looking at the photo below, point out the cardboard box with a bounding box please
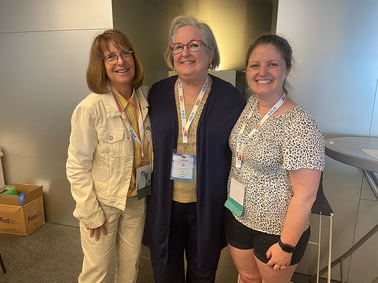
[0,184,45,236]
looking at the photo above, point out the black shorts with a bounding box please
[224,208,310,265]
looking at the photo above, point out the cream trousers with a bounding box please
[78,197,146,283]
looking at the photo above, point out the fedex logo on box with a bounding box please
[27,211,42,222]
[0,216,16,224]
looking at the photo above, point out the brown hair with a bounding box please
[246,34,293,94]
[86,29,144,94]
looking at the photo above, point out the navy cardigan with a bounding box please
[143,74,246,270]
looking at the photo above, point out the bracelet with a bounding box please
[278,239,295,253]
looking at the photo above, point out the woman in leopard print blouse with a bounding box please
[224,34,325,283]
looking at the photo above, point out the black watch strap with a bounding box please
[278,239,295,253]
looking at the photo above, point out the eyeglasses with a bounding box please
[170,39,209,55]
[103,50,134,65]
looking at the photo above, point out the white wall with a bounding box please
[277,0,378,136]
[277,1,378,282]
[0,0,113,226]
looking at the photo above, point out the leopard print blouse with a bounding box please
[228,95,325,235]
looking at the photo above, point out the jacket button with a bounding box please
[109,136,113,140]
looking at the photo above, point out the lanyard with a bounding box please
[235,95,286,168]
[178,77,209,143]
[112,90,145,157]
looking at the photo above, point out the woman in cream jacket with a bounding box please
[66,29,152,283]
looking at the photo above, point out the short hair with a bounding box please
[246,34,293,93]
[86,29,144,94]
[164,15,220,70]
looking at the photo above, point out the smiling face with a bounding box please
[172,26,213,83]
[246,43,290,98]
[103,41,135,96]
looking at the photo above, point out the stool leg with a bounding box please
[327,215,333,283]
[0,253,6,273]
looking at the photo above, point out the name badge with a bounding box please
[170,153,195,180]
[136,164,152,199]
[224,177,245,216]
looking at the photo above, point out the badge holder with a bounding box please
[224,178,245,216]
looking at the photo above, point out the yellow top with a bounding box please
[173,79,211,203]
[114,89,152,197]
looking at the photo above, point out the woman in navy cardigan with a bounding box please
[143,15,246,283]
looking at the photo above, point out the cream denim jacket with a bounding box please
[66,86,152,228]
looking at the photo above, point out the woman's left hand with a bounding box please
[266,242,292,270]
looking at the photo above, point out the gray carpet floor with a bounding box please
[0,222,337,283]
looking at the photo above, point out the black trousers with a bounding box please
[151,201,219,283]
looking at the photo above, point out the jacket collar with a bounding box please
[101,88,150,120]
[102,92,121,118]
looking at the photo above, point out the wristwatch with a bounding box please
[278,239,295,253]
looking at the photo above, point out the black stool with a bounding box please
[309,173,334,283]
